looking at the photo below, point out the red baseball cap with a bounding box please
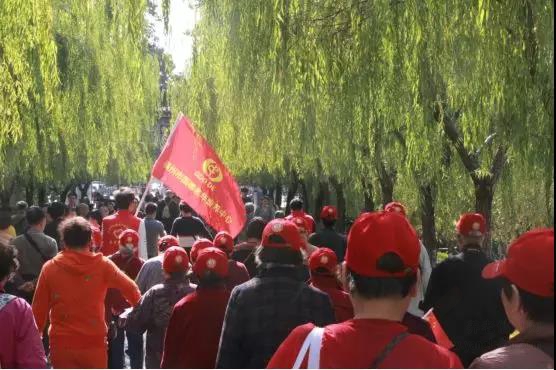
[483,228,554,297]
[214,231,234,254]
[163,246,190,273]
[345,211,420,277]
[309,248,338,273]
[320,206,338,221]
[261,219,304,250]
[384,202,407,217]
[190,238,214,263]
[456,213,487,237]
[158,235,180,252]
[193,247,229,278]
[119,229,139,248]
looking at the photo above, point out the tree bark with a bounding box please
[314,181,330,219]
[362,177,375,212]
[378,161,396,206]
[419,183,438,266]
[26,179,35,205]
[285,173,299,215]
[330,177,346,233]
[274,182,282,209]
[299,179,310,214]
[37,184,47,205]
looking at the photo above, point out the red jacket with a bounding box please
[161,286,231,368]
[105,252,144,317]
[267,319,462,369]
[226,260,250,291]
[286,211,316,233]
[100,210,140,256]
[310,275,353,323]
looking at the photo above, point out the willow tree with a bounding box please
[170,0,554,248]
[1,0,161,204]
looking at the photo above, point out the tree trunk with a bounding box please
[330,178,346,233]
[38,185,47,205]
[378,162,396,206]
[26,180,35,206]
[285,175,299,215]
[274,182,282,209]
[362,177,375,212]
[300,179,310,214]
[474,178,495,255]
[314,181,330,220]
[419,183,438,266]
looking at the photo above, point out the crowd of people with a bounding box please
[0,186,553,369]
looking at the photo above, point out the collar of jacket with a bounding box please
[512,323,554,346]
[310,274,343,290]
[259,264,302,280]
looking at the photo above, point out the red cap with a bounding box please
[261,219,304,250]
[119,229,139,248]
[193,247,229,278]
[456,213,487,237]
[163,246,190,273]
[309,248,338,273]
[214,231,234,254]
[190,238,214,263]
[483,228,554,297]
[158,235,180,252]
[384,202,407,217]
[320,206,338,221]
[346,212,420,277]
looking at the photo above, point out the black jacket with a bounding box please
[216,265,335,369]
[308,227,347,262]
[422,247,513,367]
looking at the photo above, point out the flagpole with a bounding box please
[136,176,156,217]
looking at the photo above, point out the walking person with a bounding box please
[32,217,141,369]
[125,247,196,368]
[268,212,462,369]
[0,241,46,369]
[161,247,231,368]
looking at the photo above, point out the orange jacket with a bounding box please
[32,249,141,349]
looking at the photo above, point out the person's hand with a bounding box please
[18,281,35,292]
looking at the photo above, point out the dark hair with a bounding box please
[47,202,66,220]
[0,211,12,230]
[60,217,92,248]
[348,253,417,299]
[290,198,304,211]
[68,191,78,198]
[322,218,336,228]
[0,242,18,281]
[180,202,193,213]
[145,202,157,215]
[246,217,266,240]
[88,209,103,226]
[501,278,554,324]
[16,201,28,211]
[197,271,226,288]
[114,188,135,210]
[275,210,285,219]
[240,186,249,193]
[26,206,46,226]
[255,245,303,267]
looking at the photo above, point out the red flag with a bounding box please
[423,309,454,349]
[151,115,246,237]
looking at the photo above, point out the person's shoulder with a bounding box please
[471,343,552,369]
[403,334,463,367]
[175,290,199,308]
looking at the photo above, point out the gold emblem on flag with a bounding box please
[202,159,224,183]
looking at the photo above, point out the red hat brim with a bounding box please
[482,260,505,279]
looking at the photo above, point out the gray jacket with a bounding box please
[11,228,58,279]
[125,278,196,369]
